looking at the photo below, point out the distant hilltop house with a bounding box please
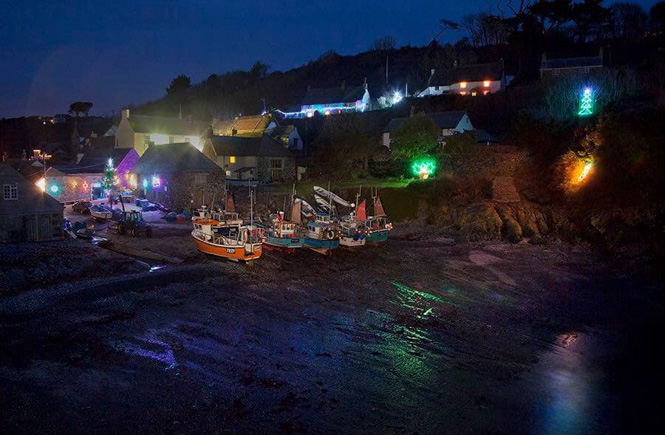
[383,111,474,148]
[417,61,510,97]
[115,109,208,155]
[212,114,303,151]
[281,80,371,118]
[202,135,296,183]
[0,164,63,243]
[540,49,604,78]
[130,142,225,209]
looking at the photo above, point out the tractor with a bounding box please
[108,195,153,237]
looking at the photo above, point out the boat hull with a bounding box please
[263,235,304,251]
[191,231,262,261]
[303,237,339,250]
[366,230,390,243]
[339,235,366,247]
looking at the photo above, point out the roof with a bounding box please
[128,115,207,136]
[75,148,134,173]
[385,111,468,132]
[472,129,500,143]
[302,85,367,105]
[88,136,116,152]
[75,120,114,138]
[430,62,504,86]
[270,125,295,139]
[0,164,63,215]
[207,135,294,158]
[230,115,273,135]
[131,143,221,174]
[541,56,603,70]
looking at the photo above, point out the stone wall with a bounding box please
[446,147,528,178]
[257,157,296,183]
[139,170,226,210]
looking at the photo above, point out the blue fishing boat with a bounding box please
[262,212,304,252]
[303,213,340,253]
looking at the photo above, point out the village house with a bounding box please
[0,164,63,243]
[212,114,303,151]
[115,109,208,155]
[417,61,509,97]
[202,135,295,183]
[37,147,140,203]
[540,49,604,78]
[131,142,225,209]
[269,125,303,151]
[281,81,371,118]
[212,114,277,136]
[382,111,475,148]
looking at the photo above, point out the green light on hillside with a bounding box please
[411,159,436,180]
[578,88,594,116]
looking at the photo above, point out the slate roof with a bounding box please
[0,164,63,215]
[541,56,603,70]
[472,129,500,144]
[75,148,134,173]
[430,62,504,86]
[207,135,294,158]
[302,85,367,105]
[128,115,207,136]
[88,136,116,151]
[385,111,468,133]
[131,143,220,174]
[270,125,294,139]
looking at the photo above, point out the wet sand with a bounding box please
[1,221,663,434]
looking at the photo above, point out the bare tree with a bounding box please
[371,36,396,52]
[461,13,508,46]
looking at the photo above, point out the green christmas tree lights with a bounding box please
[578,88,594,117]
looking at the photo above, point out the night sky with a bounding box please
[1,0,658,118]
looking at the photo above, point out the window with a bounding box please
[271,159,283,169]
[195,174,207,185]
[3,184,17,200]
[230,156,236,164]
[483,80,491,87]
[460,81,467,89]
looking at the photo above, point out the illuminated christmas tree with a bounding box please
[104,158,115,190]
[578,88,594,116]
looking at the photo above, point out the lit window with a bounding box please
[230,156,236,164]
[460,91,467,96]
[483,90,490,95]
[483,80,491,87]
[152,176,161,187]
[460,82,467,89]
[3,184,18,200]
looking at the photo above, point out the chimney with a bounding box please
[122,109,130,120]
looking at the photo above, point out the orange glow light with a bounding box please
[483,80,491,87]
[460,91,467,96]
[460,81,467,89]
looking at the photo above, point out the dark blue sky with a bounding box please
[1,0,658,118]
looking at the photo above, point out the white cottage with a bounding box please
[382,111,474,148]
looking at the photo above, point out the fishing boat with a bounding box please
[338,192,369,248]
[191,214,262,262]
[90,205,113,220]
[365,188,392,243]
[303,212,340,253]
[262,191,305,252]
[190,185,262,262]
[262,213,304,252]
